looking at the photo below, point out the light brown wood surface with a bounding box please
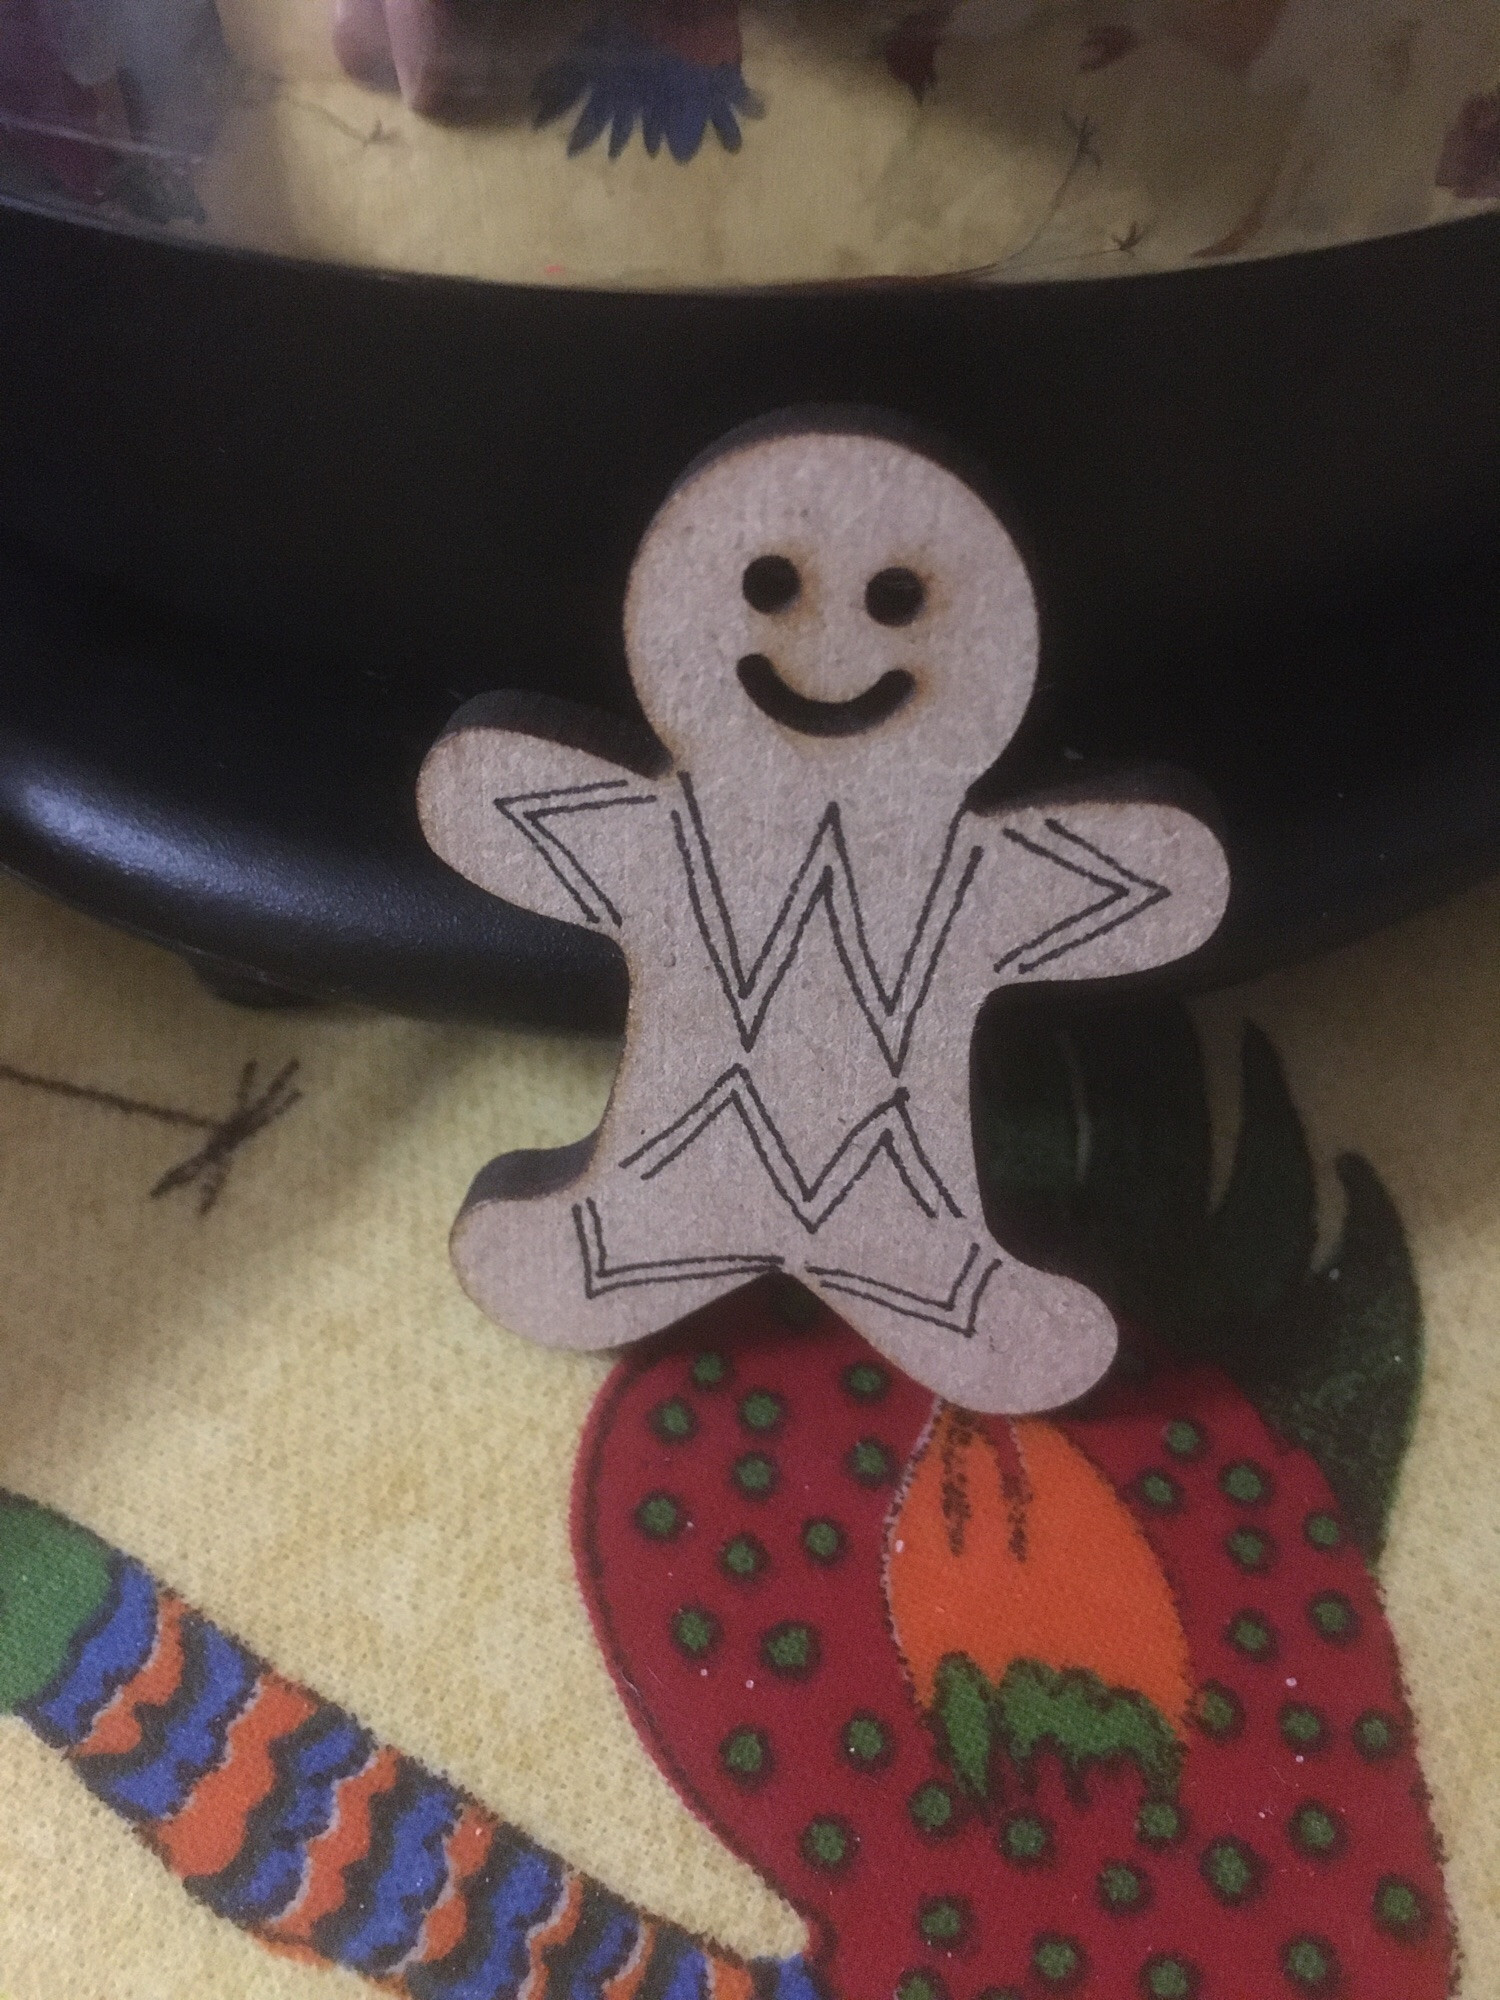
[418,420,1230,1412]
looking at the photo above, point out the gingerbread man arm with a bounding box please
[978,786,1230,988]
[417,690,670,932]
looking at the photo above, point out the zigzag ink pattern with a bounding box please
[620,1066,961,1230]
[494,780,659,929]
[6,1499,822,2000]
[573,1196,785,1298]
[995,819,1170,977]
[805,1239,1001,1335]
[672,777,983,1077]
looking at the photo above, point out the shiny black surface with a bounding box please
[0,200,1497,1025]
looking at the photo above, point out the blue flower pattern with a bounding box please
[533,14,763,162]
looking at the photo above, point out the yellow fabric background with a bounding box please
[191,0,1500,287]
[0,867,1497,1993]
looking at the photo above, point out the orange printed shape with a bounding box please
[885,1407,1191,1727]
[412,1806,496,1966]
[706,1956,756,2000]
[153,1675,320,1879]
[73,1592,188,1760]
[602,1919,657,2000]
[266,1745,402,1944]
[519,1872,586,1998]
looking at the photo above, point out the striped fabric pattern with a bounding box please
[14,1531,819,2000]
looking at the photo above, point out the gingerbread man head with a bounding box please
[623,424,1038,789]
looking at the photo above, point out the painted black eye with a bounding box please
[865,567,925,627]
[742,555,801,614]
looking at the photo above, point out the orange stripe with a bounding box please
[266,1745,402,1944]
[259,1939,323,1965]
[411,1807,496,1967]
[707,1958,756,2000]
[520,1872,586,2000]
[153,1675,320,1879]
[73,1593,188,1761]
[603,1919,657,2000]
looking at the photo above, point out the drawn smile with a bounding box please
[736,654,916,738]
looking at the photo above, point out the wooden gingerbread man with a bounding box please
[419,417,1229,1412]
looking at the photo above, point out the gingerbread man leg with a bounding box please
[449,1139,778,1351]
[797,1223,1117,1415]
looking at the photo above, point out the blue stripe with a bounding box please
[658,1943,708,2000]
[755,1960,824,2000]
[410,1845,563,2000]
[201,1710,372,1924]
[87,1619,257,1821]
[334,1776,462,1973]
[25,1560,157,1748]
[568,1907,641,2000]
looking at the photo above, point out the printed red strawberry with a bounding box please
[574,1283,1453,2000]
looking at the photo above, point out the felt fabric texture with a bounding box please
[576,1312,1451,1997]
[162,1,1500,284]
[0,864,1498,1994]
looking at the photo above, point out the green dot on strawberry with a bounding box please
[1137,1470,1183,1513]
[1140,1953,1200,1998]
[1163,1419,1206,1460]
[574,1281,1454,2000]
[1353,1708,1403,1759]
[720,1531,769,1581]
[1096,1859,1150,1913]
[741,1389,786,1433]
[1031,1932,1086,1988]
[917,1894,971,1946]
[733,1450,778,1497]
[999,1810,1054,1867]
[1303,1510,1343,1551]
[1288,1800,1345,1859]
[843,1713,893,1770]
[802,1815,857,1871]
[635,1490,686,1540]
[909,1781,959,1837]
[1308,1591,1360,1643]
[846,1437,896,1488]
[1373,1874,1432,1942]
[1192,1682,1244,1740]
[650,1396,697,1442]
[762,1621,820,1678]
[802,1518,846,1565]
[1199,1835,1263,1905]
[1282,1935,1340,1990]
[1220,1459,1272,1505]
[721,1724,772,1785]
[671,1604,720,1657]
[1136,1798,1187,1849]
[1279,1702,1329,1753]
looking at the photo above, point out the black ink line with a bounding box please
[736,654,915,737]
[996,112,1103,275]
[0,1063,214,1130]
[0,1055,303,1217]
[807,1242,1002,1335]
[621,1066,960,1232]
[494,779,657,928]
[1044,816,1171,892]
[994,829,1128,967]
[995,818,1170,976]
[572,1199,783,1298]
[673,777,982,1076]
[148,1059,303,1215]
